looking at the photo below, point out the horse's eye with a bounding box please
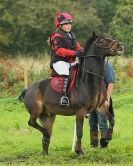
[99,39,105,44]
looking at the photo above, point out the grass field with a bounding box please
[0,91,133,166]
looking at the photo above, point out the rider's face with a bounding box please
[60,23,72,32]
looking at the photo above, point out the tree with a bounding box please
[0,0,102,56]
[109,0,133,56]
[91,0,118,31]
[0,0,57,55]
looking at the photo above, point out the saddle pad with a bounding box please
[50,68,77,94]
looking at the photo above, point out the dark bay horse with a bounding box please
[19,32,123,155]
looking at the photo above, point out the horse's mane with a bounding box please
[84,32,105,55]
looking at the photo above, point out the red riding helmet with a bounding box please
[55,12,72,28]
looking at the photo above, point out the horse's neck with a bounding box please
[78,56,104,98]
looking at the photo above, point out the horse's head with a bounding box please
[84,32,124,57]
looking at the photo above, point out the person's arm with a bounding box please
[104,82,114,108]
[51,34,75,57]
[75,41,82,51]
[106,82,114,101]
[104,63,115,108]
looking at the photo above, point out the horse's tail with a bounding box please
[18,89,28,101]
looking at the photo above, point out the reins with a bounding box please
[82,69,103,79]
[80,55,104,80]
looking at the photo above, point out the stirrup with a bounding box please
[59,96,69,107]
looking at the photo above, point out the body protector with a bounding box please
[50,28,81,68]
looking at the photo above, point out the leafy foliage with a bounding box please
[109,0,133,56]
[0,0,132,56]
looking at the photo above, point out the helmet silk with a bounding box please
[55,12,72,28]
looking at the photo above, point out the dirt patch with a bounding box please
[0,155,29,164]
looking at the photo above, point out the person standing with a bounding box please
[89,62,115,148]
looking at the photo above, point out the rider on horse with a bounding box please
[49,12,83,106]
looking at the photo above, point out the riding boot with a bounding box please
[100,132,109,148]
[59,77,69,106]
[90,131,99,147]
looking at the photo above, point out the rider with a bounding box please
[49,12,83,106]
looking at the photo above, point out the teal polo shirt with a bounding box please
[104,62,115,85]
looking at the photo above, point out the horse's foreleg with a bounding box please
[99,105,115,140]
[104,109,115,141]
[39,114,56,155]
[106,111,115,141]
[75,112,84,155]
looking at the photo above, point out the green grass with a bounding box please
[0,91,133,166]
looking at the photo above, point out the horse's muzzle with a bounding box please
[111,41,124,56]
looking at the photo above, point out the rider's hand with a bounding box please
[74,50,84,57]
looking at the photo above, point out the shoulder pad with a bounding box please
[50,32,64,40]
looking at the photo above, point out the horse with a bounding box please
[19,32,123,155]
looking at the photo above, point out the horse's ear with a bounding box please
[93,31,97,39]
[93,31,96,37]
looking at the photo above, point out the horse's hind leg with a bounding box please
[28,114,47,135]
[75,111,84,155]
[39,113,56,155]
[27,106,50,154]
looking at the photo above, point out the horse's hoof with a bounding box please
[75,149,84,155]
[100,138,109,148]
[106,128,113,140]
[42,151,48,156]
[90,144,98,148]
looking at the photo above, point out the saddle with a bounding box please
[50,67,77,94]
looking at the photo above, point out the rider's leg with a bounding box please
[53,61,70,106]
[59,76,69,106]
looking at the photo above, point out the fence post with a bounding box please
[24,67,28,88]
[72,122,77,152]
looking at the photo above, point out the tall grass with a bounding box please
[0,55,132,98]
[0,55,50,97]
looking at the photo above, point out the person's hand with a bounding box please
[104,98,110,109]
[75,50,84,57]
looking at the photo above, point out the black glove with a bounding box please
[74,50,84,57]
